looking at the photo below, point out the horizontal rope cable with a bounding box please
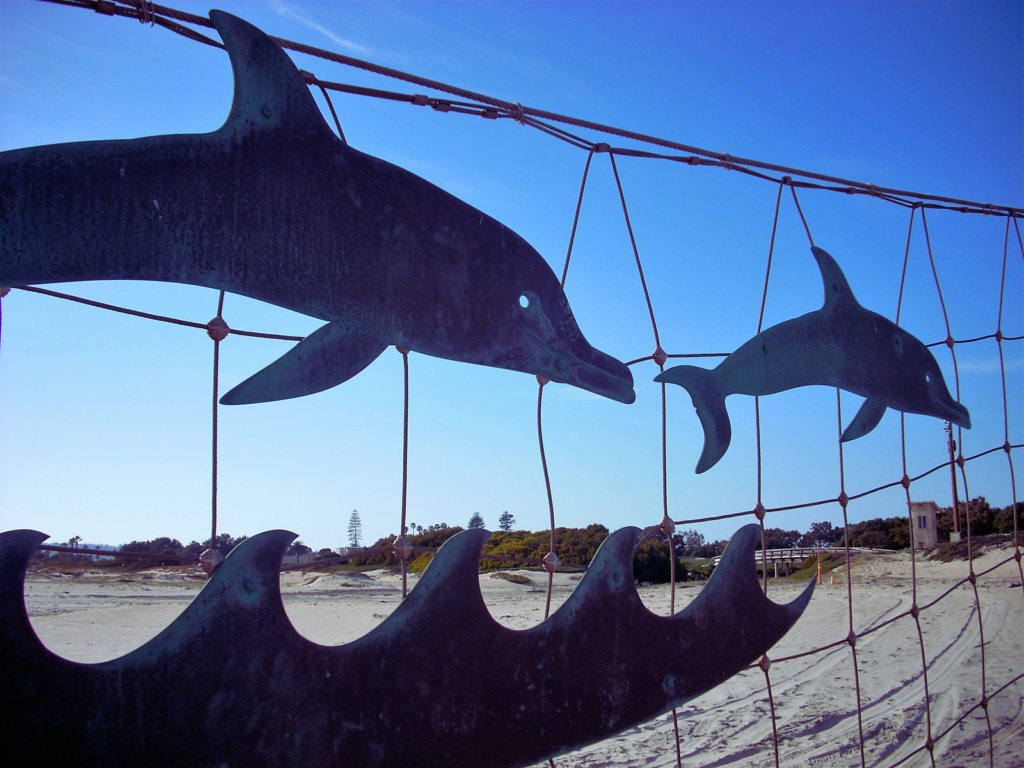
[37,0,1024,219]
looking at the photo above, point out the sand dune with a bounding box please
[23,545,1024,767]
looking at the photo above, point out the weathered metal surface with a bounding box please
[0,11,634,406]
[0,524,811,767]
[656,246,971,473]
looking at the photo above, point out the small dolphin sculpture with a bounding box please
[0,11,634,405]
[656,246,970,473]
[0,524,811,767]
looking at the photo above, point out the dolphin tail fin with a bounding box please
[841,396,888,442]
[221,322,388,405]
[655,365,730,473]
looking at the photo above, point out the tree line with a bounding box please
[31,498,1022,574]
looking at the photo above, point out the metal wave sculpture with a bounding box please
[0,525,812,767]
[656,246,971,473]
[0,11,634,406]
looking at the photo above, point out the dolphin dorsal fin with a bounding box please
[812,246,857,312]
[210,11,334,141]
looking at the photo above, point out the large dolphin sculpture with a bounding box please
[0,524,810,767]
[0,11,634,406]
[656,246,970,473]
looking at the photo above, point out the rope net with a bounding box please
[5,2,1023,766]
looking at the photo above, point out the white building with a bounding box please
[910,501,940,550]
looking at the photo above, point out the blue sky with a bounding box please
[1,0,1021,551]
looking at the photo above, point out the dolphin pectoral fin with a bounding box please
[221,323,388,405]
[841,396,888,442]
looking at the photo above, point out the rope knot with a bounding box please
[206,316,230,342]
[754,502,766,521]
[720,153,734,170]
[838,491,849,508]
[129,0,156,26]
[594,143,611,153]
[510,102,527,124]
[392,536,414,562]
[543,551,560,574]
[901,474,911,490]
[758,654,771,673]
[659,514,675,537]
[652,346,668,367]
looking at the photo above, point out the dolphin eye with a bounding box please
[519,295,530,309]
[893,334,903,353]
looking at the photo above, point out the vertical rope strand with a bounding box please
[956,463,995,766]
[560,148,595,288]
[895,205,917,324]
[608,152,661,347]
[318,84,347,143]
[836,389,866,768]
[400,347,410,599]
[537,379,557,620]
[754,181,783,598]
[1007,218,1023,589]
[789,182,814,247]
[210,289,226,556]
[762,663,781,768]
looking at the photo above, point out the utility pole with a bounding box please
[945,421,961,543]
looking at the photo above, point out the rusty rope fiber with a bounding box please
[767,549,1018,662]
[22,280,1015,353]
[210,290,225,558]
[836,389,867,768]
[19,3,1024,763]
[399,346,410,599]
[536,379,557,620]
[1004,218,1024,577]
[672,443,1023,527]
[43,0,1024,218]
[559,147,595,288]
[754,181,785,598]
[749,180,788,763]
[12,286,304,341]
[957,462,996,766]
[20,288,1015,534]
[607,152,662,348]
[887,673,1024,768]
[760,658,782,768]
[100,0,1023,216]
[317,84,346,143]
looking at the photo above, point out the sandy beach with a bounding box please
[24,545,1024,767]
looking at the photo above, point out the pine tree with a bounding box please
[498,511,515,531]
[468,512,485,529]
[348,510,362,548]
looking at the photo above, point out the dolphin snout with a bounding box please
[563,346,635,404]
[941,399,972,430]
[522,328,635,404]
[928,375,971,430]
